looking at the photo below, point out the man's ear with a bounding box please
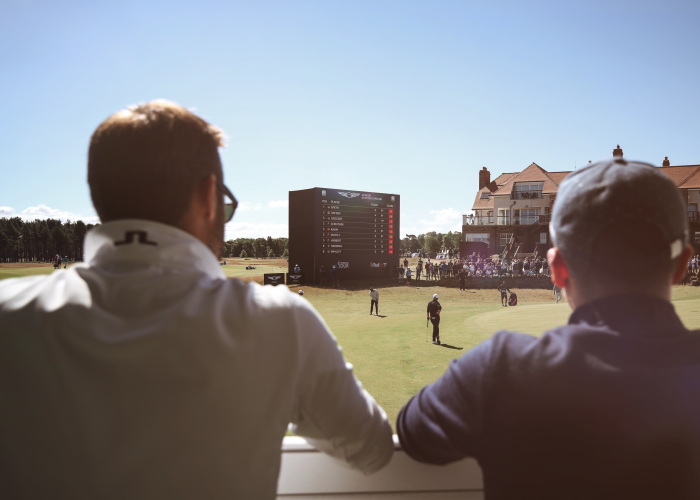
[548,247,569,288]
[196,174,218,223]
[672,244,694,284]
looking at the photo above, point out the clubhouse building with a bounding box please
[462,146,700,258]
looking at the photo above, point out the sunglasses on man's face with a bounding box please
[217,181,238,223]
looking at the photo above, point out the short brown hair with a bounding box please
[88,100,225,225]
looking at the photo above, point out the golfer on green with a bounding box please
[426,294,442,345]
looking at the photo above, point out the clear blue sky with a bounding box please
[2,0,699,239]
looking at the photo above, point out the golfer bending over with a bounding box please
[369,287,379,315]
[0,101,393,500]
[398,158,700,499]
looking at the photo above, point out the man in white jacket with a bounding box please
[0,100,393,500]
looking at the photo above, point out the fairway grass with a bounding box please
[4,263,700,430]
[0,263,55,281]
[287,283,700,429]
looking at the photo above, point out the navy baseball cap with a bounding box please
[550,158,688,263]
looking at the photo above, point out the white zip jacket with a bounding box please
[0,220,393,500]
[369,289,379,301]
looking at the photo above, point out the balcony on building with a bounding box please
[465,213,551,226]
[511,182,544,200]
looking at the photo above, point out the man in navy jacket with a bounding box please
[398,158,699,499]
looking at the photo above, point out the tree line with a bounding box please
[224,237,288,259]
[0,217,97,263]
[2,216,454,263]
[0,217,289,263]
[400,231,462,256]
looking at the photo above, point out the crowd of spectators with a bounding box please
[394,252,700,283]
[681,254,700,285]
[396,253,551,280]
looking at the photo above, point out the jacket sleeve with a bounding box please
[289,297,393,474]
[396,338,496,464]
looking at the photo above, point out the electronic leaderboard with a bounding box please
[288,188,400,283]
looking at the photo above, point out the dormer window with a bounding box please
[480,192,490,199]
[512,182,543,200]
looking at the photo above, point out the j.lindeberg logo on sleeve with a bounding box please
[115,231,158,246]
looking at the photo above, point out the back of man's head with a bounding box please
[551,158,688,293]
[88,100,224,225]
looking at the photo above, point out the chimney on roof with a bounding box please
[479,166,491,190]
[662,156,670,167]
[612,145,623,157]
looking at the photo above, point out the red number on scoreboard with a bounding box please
[389,214,393,219]
[389,250,393,254]
[389,209,393,213]
[389,230,393,234]
[389,224,393,229]
[389,245,393,249]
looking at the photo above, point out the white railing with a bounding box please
[278,435,484,499]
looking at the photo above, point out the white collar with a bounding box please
[84,219,225,280]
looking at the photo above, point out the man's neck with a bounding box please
[566,282,672,310]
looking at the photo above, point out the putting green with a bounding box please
[470,295,700,336]
[470,302,572,336]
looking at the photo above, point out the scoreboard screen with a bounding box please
[289,187,400,283]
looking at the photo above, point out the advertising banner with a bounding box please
[286,273,305,285]
[264,273,285,286]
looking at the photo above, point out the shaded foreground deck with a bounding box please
[278,435,483,499]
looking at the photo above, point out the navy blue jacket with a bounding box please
[397,294,700,499]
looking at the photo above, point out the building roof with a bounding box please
[471,162,700,211]
[494,163,561,196]
[660,165,700,188]
[547,171,571,185]
[471,187,493,209]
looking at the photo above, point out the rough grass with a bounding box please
[4,263,700,429]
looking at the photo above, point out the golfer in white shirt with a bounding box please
[0,101,393,500]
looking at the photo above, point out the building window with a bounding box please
[512,182,544,200]
[465,233,489,243]
[540,232,547,244]
[488,211,494,224]
[500,232,513,247]
[514,208,540,225]
[498,209,510,225]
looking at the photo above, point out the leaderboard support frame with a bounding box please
[289,187,400,283]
